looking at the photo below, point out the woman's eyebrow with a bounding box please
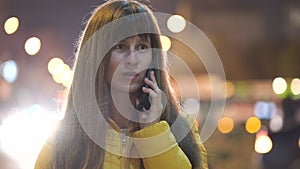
[137,37,151,44]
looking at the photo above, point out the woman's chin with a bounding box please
[111,83,141,94]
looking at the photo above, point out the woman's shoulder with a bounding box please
[34,141,54,169]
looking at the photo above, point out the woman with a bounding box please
[35,0,208,169]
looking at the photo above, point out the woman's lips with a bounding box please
[122,72,139,80]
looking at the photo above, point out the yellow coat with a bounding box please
[35,119,208,169]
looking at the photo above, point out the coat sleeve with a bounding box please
[34,142,54,169]
[132,121,192,169]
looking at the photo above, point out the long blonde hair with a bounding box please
[52,1,202,168]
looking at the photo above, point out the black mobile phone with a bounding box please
[137,69,153,111]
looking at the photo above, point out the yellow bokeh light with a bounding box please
[298,138,300,148]
[4,17,19,35]
[61,70,74,88]
[255,133,273,154]
[291,78,300,95]
[48,57,64,75]
[50,61,65,76]
[24,37,41,55]
[167,15,186,33]
[52,73,63,84]
[225,81,235,98]
[52,64,71,85]
[63,64,71,72]
[160,35,171,51]
[272,77,287,95]
[245,117,261,133]
[218,117,234,134]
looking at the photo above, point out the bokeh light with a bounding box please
[269,114,283,132]
[255,130,273,154]
[4,17,19,35]
[51,62,73,87]
[24,37,41,55]
[272,77,287,95]
[0,106,60,169]
[254,101,276,119]
[218,117,234,134]
[48,57,64,75]
[0,59,18,83]
[52,73,63,84]
[167,15,186,33]
[291,78,300,95]
[225,81,235,98]
[61,69,74,88]
[159,35,171,51]
[245,117,261,133]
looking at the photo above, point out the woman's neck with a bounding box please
[109,91,135,129]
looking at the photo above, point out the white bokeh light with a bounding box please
[255,131,273,154]
[291,78,300,95]
[24,37,42,55]
[272,77,287,95]
[0,59,18,83]
[167,15,186,33]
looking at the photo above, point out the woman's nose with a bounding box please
[125,48,139,67]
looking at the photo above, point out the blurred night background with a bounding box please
[0,0,300,169]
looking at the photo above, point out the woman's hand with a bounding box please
[138,71,164,129]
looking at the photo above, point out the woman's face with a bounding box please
[107,35,152,93]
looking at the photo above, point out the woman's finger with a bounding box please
[144,71,160,90]
[150,71,157,84]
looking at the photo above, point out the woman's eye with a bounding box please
[113,44,126,51]
[138,44,150,51]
